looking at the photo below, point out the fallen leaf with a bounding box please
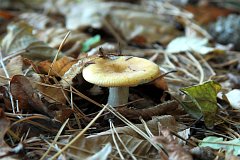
[38,56,76,76]
[180,81,221,128]
[65,1,116,30]
[166,36,219,55]
[10,75,51,116]
[190,147,216,160]
[36,27,90,57]
[36,84,67,104]
[69,134,160,159]
[65,1,182,45]
[0,86,12,111]
[95,115,182,139]
[199,136,240,156]
[107,8,181,45]
[10,115,62,138]
[60,55,97,88]
[0,108,10,146]
[1,21,59,60]
[153,128,192,160]
[0,55,23,86]
[0,108,14,160]
[54,108,74,123]
[225,89,240,109]
[19,12,57,30]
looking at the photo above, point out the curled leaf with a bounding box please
[38,56,76,76]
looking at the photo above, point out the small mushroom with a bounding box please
[82,56,160,107]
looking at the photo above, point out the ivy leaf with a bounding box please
[199,136,240,156]
[180,81,221,128]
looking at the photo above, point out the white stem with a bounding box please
[108,87,129,107]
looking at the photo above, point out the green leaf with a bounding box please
[180,81,221,128]
[199,136,240,156]
[81,35,101,52]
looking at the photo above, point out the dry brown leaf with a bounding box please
[38,56,77,76]
[10,115,62,138]
[36,27,90,57]
[60,55,97,88]
[65,1,182,45]
[190,147,217,160]
[23,58,41,74]
[1,21,58,60]
[107,8,181,45]
[96,115,181,139]
[68,134,160,159]
[0,108,10,146]
[153,128,193,160]
[19,12,57,30]
[0,108,15,159]
[10,75,51,116]
[0,56,23,86]
[0,87,12,111]
[54,108,74,123]
[36,84,67,104]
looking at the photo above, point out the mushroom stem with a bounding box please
[108,87,129,107]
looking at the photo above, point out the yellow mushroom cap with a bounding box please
[82,56,160,87]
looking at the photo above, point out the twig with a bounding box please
[117,100,178,120]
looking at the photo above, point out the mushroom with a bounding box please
[82,56,160,107]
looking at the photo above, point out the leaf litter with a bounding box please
[0,0,240,159]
